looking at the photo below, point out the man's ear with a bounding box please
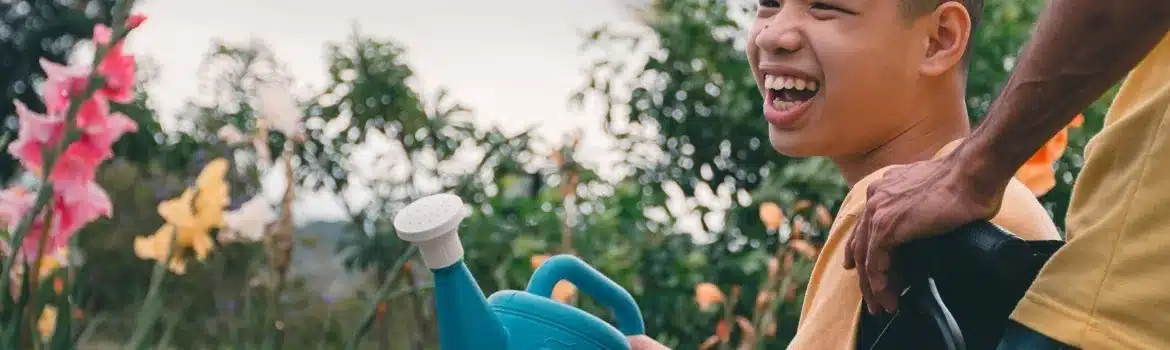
[919,2,971,76]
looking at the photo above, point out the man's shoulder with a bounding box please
[837,167,1060,241]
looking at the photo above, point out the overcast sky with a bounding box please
[126,0,644,139]
[119,0,647,219]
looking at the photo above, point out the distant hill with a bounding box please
[288,220,370,299]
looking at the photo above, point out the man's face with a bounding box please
[747,0,929,157]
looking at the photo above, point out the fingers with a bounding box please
[855,204,878,314]
[865,245,898,313]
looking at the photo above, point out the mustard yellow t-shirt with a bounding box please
[1010,32,1170,350]
[786,140,1062,350]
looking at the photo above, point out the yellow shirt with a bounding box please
[1011,32,1170,350]
[786,140,1062,350]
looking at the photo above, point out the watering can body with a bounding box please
[393,193,646,350]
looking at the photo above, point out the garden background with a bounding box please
[0,0,1115,348]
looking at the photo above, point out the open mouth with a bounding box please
[765,74,820,111]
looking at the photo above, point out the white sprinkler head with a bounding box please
[394,193,467,269]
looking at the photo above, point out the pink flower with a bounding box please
[45,182,111,254]
[39,59,112,129]
[0,14,142,264]
[0,184,111,262]
[7,101,137,189]
[92,25,136,103]
[0,187,35,230]
[126,13,147,29]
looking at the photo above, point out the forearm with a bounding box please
[957,0,1170,193]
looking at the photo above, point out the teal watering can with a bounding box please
[393,193,647,350]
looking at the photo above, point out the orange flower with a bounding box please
[759,202,784,231]
[715,316,753,342]
[695,282,725,311]
[375,301,387,320]
[530,254,549,270]
[1016,114,1085,196]
[552,281,577,303]
[530,254,577,303]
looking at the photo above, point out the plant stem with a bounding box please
[24,208,54,349]
[343,244,418,350]
[123,224,179,350]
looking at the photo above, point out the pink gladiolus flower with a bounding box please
[92,25,136,103]
[126,13,147,29]
[0,14,141,265]
[0,187,34,230]
[8,101,137,189]
[0,183,111,262]
[39,59,112,129]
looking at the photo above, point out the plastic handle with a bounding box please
[526,255,646,336]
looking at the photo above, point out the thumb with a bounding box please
[629,335,671,350]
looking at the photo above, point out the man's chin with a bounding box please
[768,128,823,158]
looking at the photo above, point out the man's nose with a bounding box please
[754,18,804,54]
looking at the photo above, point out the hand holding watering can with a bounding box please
[393,193,671,350]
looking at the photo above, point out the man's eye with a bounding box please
[760,0,781,8]
[810,2,839,11]
[810,2,856,14]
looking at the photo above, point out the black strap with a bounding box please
[859,221,1064,350]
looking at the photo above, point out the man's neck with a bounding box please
[832,86,971,186]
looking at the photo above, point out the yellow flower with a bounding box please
[134,159,230,274]
[36,247,69,279]
[38,306,57,341]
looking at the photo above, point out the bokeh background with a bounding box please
[0,0,1116,348]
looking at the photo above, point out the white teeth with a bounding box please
[763,74,820,92]
[771,98,802,111]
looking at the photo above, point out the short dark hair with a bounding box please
[901,0,983,64]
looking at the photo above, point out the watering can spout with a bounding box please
[395,193,508,350]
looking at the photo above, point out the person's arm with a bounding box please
[957,0,1170,197]
[845,1,1170,315]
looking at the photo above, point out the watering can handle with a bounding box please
[526,255,646,336]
